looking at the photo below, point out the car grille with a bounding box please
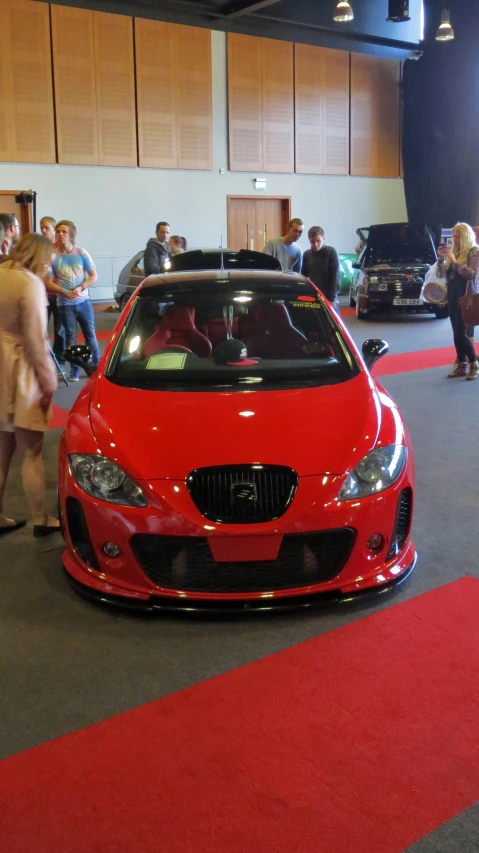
[187,464,298,524]
[66,497,99,570]
[387,488,413,560]
[131,529,356,593]
[375,277,423,298]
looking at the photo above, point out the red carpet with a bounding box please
[1,577,479,853]
[374,345,457,376]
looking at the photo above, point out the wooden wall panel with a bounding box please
[136,20,212,170]
[175,26,212,170]
[228,33,294,173]
[51,5,99,165]
[295,44,349,175]
[0,0,55,163]
[227,33,263,172]
[93,12,137,167]
[351,53,400,178]
[262,39,294,173]
[135,19,176,169]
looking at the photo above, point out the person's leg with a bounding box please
[15,427,59,527]
[451,308,476,377]
[61,303,79,379]
[52,302,66,365]
[455,310,476,364]
[0,431,17,527]
[448,300,468,376]
[75,299,100,367]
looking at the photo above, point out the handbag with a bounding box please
[459,282,479,327]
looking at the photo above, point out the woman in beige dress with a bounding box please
[0,233,59,536]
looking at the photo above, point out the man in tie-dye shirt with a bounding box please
[47,220,100,381]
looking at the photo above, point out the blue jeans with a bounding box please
[60,299,100,378]
[48,296,65,364]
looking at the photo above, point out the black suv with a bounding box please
[349,223,445,320]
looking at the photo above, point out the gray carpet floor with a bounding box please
[1,303,477,851]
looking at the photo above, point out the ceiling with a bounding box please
[45,0,434,58]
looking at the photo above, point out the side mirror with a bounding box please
[362,339,389,369]
[352,262,361,270]
[64,345,97,377]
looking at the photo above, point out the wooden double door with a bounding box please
[227,196,290,253]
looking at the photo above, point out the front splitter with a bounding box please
[64,553,417,616]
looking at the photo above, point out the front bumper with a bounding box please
[360,291,434,313]
[59,458,416,611]
[64,552,417,613]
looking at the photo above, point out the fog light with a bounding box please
[367,534,385,553]
[102,542,121,557]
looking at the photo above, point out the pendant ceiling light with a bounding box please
[333,1,354,23]
[387,1,411,23]
[435,8,454,41]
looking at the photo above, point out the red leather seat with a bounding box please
[238,303,307,359]
[236,305,269,357]
[199,317,239,347]
[262,303,307,358]
[144,307,212,358]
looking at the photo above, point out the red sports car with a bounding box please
[59,265,416,611]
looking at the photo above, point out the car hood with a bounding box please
[88,373,385,479]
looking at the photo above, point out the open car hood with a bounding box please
[87,373,385,480]
[359,222,437,267]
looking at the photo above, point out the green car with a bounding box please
[338,254,357,295]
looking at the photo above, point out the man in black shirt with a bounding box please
[301,226,340,311]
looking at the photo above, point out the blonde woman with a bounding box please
[446,223,479,380]
[0,234,59,536]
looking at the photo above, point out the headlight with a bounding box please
[368,276,388,291]
[338,445,407,501]
[70,454,147,507]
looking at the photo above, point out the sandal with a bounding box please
[0,519,27,536]
[33,520,61,538]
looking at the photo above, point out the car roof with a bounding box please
[140,269,310,290]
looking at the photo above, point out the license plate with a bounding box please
[393,298,422,306]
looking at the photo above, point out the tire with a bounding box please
[349,290,356,308]
[355,295,368,320]
[434,306,449,320]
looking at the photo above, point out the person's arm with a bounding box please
[144,242,160,275]
[263,240,274,257]
[78,252,98,294]
[21,274,57,410]
[292,248,303,273]
[45,275,67,296]
[458,248,479,280]
[69,252,98,298]
[448,248,479,280]
[46,260,77,300]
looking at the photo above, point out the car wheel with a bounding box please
[356,295,368,320]
[120,293,130,311]
[434,306,449,320]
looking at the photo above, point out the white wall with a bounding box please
[0,31,407,301]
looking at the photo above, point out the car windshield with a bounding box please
[364,224,436,266]
[106,280,358,391]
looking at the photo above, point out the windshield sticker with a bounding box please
[291,301,321,309]
[295,295,317,302]
[147,352,187,370]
